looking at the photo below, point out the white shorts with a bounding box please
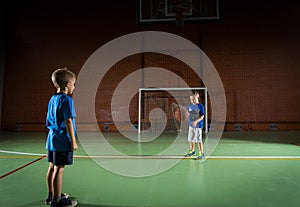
[187,126,203,143]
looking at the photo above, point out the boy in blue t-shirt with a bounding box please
[45,68,78,207]
[185,93,205,159]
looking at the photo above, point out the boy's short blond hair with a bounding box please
[51,67,76,89]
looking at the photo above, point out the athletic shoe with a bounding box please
[197,152,205,159]
[186,150,195,157]
[45,193,69,205]
[50,197,77,207]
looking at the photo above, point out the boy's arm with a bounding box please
[192,115,204,128]
[65,118,78,151]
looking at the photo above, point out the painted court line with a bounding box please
[0,155,46,179]
[1,150,300,160]
[74,155,300,160]
[0,149,46,156]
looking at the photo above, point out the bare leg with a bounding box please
[46,163,54,195]
[53,165,65,201]
[197,142,204,153]
[189,142,195,151]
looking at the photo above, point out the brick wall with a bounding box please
[1,1,300,131]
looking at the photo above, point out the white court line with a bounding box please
[0,149,46,156]
[1,150,300,160]
[74,155,300,160]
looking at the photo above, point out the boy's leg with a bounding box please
[197,128,203,153]
[188,126,195,155]
[196,128,204,158]
[189,142,195,151]
[186,126,196,156]
[46,151,55,204]
[46,162,54,196]
[48,151,76,206]
[45,162,55,204]
[196,142,204,159]
[197,142,203,153]
[53,165,65,201]
[46,162,69,204]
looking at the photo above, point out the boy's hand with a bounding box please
[192,121,198,128]
[72,142,78,151]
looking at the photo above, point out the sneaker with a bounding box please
[45,193,69,205]
[50,197,77,207]
[186,150,195,157]
[197,152,205,159]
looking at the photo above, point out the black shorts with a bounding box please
[47,150,73,166]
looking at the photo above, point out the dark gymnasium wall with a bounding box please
[1,0,299,131]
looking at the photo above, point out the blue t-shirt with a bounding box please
[46,93,77,151]
[187,103,205,128]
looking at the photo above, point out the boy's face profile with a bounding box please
[66,77,76,94]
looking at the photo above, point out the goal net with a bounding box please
[138,87,208,134]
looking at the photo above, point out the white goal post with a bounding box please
[138,87,208,134]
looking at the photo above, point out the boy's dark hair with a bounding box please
[51,67,76,89]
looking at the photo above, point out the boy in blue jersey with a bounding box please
[185,93,205,159]
[45,68,78,207]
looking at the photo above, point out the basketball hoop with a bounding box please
[168,0,192,28]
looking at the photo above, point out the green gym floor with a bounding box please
[1,131,300,207]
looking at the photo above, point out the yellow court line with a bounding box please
[1,155,300,160]
[1,150,300,160]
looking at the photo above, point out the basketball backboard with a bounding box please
[137,0,221,25]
